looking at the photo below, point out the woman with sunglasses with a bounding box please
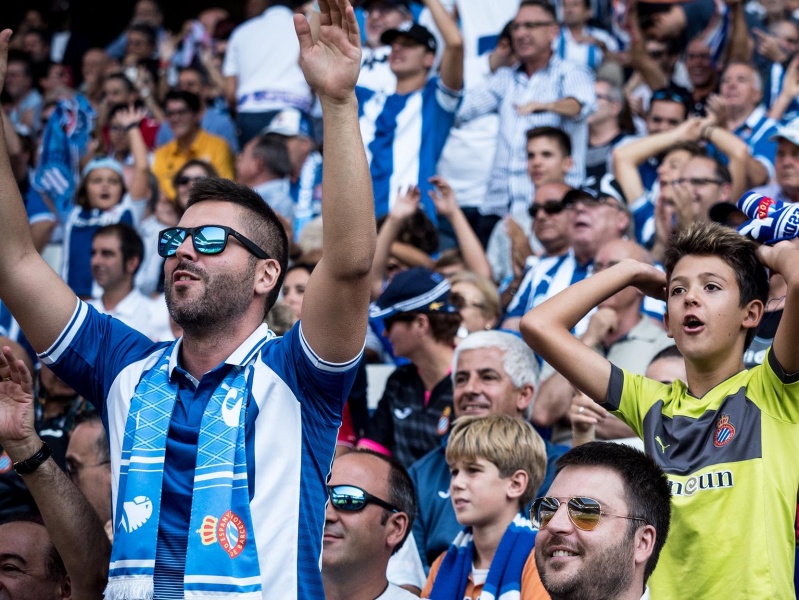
[449,271,501,338]
[171,159,219,215]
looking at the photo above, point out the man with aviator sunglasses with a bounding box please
[534,441,671,600]
[0,4,376,599]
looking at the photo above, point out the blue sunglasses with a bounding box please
[157,225,270,259]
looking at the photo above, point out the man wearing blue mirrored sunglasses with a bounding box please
[0,3,376,598]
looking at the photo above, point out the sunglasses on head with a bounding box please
[157,225,270,259]
[531,496,647,531]
[328,484,400,513]
[529,199,565,217]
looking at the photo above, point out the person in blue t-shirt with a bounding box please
[0,4,376,598]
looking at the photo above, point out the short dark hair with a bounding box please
[650,85,690,119]
[0,514,68,584]
[554,442,671,581]
[7,50,33,77]
[425,311,462,345]
[94,222,145,273]
[72,411,111,464]
[178,64,210,86]
[105,72,135,93]
[526,126,572,157]
[128,23,157,47]
[164,89,201,114]
[186,177,289,313]
[518,0,557,21]
[355,450,417,554]
[663,221,768,346]
[254,134,292,179]
[650,344,682,363]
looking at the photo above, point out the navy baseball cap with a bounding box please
[381,22,437,53]
[370,267,457,319]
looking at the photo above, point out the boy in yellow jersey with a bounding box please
[521,220,799,599]
[421,415,550,599]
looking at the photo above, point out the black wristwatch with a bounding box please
[13,442,52,476]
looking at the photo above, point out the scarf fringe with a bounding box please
[105,575,154,600]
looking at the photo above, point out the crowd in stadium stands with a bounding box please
[1,0,799,598]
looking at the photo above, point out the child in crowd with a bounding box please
[422,414,549,599]
[62,105,149,298]
[521,220,799,599]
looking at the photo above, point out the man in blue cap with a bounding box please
[359,267,462,468]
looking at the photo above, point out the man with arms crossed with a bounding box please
[0,3,375,598]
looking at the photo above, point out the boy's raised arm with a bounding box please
[758,241,799,374]
[0,30,78,352]
[520,259,666,403]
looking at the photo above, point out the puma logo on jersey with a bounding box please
[393,407,413,420]
[655,436,670,453]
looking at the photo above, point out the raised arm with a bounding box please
[295,0,376,363]
[0,346,110,599]
[0,30,78,352]
[758,241,799,373]
[520,259,666,402]
[424,0,463,92]
[114,104,150,200]
[613,118,704,202]
[428,176,491,279]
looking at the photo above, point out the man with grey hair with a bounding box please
[405,330,568,570]
[716,61,777,186]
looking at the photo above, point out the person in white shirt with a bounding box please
[359,0,413,93]
[87,223,173,341]
[533,441,671,600]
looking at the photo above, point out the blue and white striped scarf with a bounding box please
[106,340,267,599]
[429,513,538,600]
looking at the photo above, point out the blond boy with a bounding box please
[422,415,549,599]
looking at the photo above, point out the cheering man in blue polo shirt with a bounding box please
[0,2,376,598]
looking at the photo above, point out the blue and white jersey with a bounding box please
[708,105,778,180]
[290,150,323,240]
[765,61,799,124]
[356,77,461,223]
[630,189,657,250]
[506,252,592,331]
[506,249,665,332]
[40,300,360,600]
[62,193,147,298]
[554,26,619,71]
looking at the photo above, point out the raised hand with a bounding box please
[390,185,421,221]
[294,0,362,103]
[113,104,148,130]
[428,175,458,218]
[0,345,38,460]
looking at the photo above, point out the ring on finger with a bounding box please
[578,406,585,414]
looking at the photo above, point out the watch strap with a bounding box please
[13,442,52,476]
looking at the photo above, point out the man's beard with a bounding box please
[540,532,637,600]
[165,258,257,337]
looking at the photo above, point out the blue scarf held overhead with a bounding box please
[106,337,270,600]
[429,513,537,600]
[32,94,95,223]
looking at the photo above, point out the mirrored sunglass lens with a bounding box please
[568,497,602,530]
[194,226,227,254]
[159,228,186,256]
[331,486,367,510]
[534,497,559,527]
